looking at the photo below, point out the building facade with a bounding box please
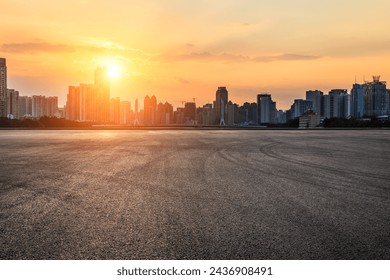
[306,90,323,116]
[215,87,228,125]
[257,94,276,125]
[351,84,364,118]
[144,95,157,125]
[6,89,19,119]
[328,89,348,118]
[291,99,312,119]
[0,58,7,118]
[363,76,388,117]
[18,96,32,117]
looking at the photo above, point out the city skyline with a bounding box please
[1,56,389,127]
[1,0,390,109]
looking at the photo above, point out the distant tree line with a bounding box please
[322,118,390,128]
[0,117,94,128]
[268,118,300,128]
[1,116,389,128]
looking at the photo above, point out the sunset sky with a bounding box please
[1,0,390,109]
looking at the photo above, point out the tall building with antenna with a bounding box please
[215,87,228,125]
[363,76,388,117]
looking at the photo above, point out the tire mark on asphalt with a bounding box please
[216,145,390,200]
[259,142,390,182]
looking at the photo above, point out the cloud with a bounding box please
[175,77,190,84]
[1,43,75,53]
[254,53,322,62]
[155,52,251,63]
[155,51,321,63]
[0,41,151,66]
[0,40,147,58]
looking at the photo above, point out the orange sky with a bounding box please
[1,0,390,109]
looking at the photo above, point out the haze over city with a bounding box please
[2,0,390,109]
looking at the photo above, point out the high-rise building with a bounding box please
[144,95,157,125]
[275,110,287,124]
[363,76,388,117]
[291,99,312,119]
[18,96,32,117]
[388,89,390,115]
[65,67,111,123]
[6,89,19,119]
[215,87,228,125]
[32,95,44,118]
[94,67,110,123]
[66,86,80,121]
[227,101,236,125]
[200,103,214,125]
[343,94,351,118]
[0,58,7,118]
[258,94,277,124]
[29,95,58,118]
[270,101,277,123]
[184,102,196,124]
[329,89,347,118]
[306,90,323,116]
[257,94,271,124]
[239,102,258,125]
[79,83,95,121]
[156,102,173,125]
[174,107,185,125]
[133,98,139,125]
[322,95,331,119]
[110,97,121,124]
[351,84,364,118]
[120,101,131,125]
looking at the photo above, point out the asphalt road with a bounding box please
[0,130,389,259]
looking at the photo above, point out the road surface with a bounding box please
[0,130,389,259]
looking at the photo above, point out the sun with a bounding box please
[107,62,121,79]
[99,58,123,79]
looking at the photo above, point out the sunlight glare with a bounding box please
[99,58,123,79]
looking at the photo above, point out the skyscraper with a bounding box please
[322,95,331,119]
[18,96,32,117]
[65,67,111,123]
[133,98,139,125]
[388,90,390,115]
[306,90,323,116]
[94,67,110,123]
[110,97,121,124]
[184,102,196,124]
[240,102,258,125]
[257,93,276,125]
[156,102,173,125]
[120,101,131,125]
[329,89,347,118]
[0,58,7,118]
[144,95,157,125]
[215,87,228,125]
[363,76,388,117]
[79,83,95,121]
[200,103,214,125]
[351,84,364,118]
[291,99,312,119]
[66,86,80,121]
[6,89,19,119]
